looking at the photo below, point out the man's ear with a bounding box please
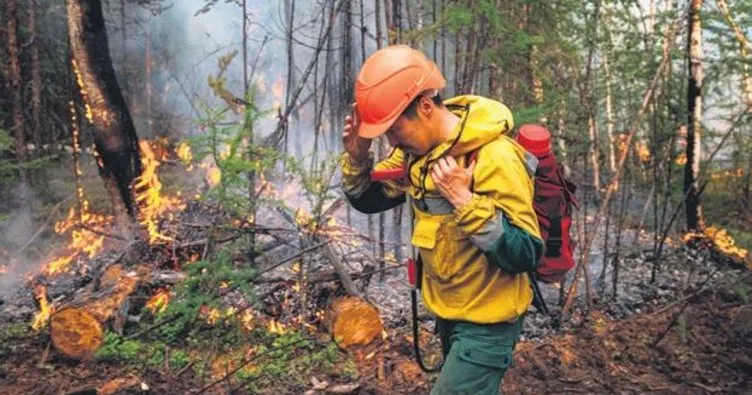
[418,96,434,118]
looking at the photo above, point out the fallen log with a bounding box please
[50,264,149,360]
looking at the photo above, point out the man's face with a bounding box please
[384,99,437,156]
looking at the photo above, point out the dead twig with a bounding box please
[79,224,128,241]
[252,241,330,278]
[177,361,195,378]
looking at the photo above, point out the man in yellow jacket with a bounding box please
[340,45,543,394]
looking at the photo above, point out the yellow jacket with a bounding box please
[341,95,542,324]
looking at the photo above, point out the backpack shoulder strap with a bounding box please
[464,149,479,191]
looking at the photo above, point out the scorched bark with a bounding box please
[66,0,141,222]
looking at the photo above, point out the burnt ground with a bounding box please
[1,260,750,394]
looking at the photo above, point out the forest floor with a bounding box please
[1,259,750,394]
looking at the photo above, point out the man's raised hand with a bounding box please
[431,156,475,209]
[343,103,372,161]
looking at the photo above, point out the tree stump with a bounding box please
[50,264,148,360]
[325,296,383,349]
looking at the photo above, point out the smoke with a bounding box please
[109,0,382,157]
[0,182,41,301]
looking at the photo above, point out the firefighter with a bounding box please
[340,44,543,394]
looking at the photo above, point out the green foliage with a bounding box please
[733,280,750,304]
[0,322,34,359]
[95,332,191,370]
[152,249,256,344]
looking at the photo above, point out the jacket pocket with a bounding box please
[412,218,467,281]
[434,223,469,280]
[411,218,440,250]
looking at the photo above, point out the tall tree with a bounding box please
[66,0,142,227]
[29,0,43,157]
[684,0,704,231]
[7,0,27,183]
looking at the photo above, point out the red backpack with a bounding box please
[515,124,579,284]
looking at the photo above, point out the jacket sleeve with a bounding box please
[340,149,406,214]
[453,139,543,273]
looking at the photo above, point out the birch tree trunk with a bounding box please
[604,53,616,174]
[684,0,704,231]
[66,0,142,227]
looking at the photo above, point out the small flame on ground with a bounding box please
[204,307,222,325]
[175,142,194,171]
[145,288,170,314]
[198,158,222,187]
[240,310,255,331]
[31,285,53,331]
[682,226,749,261]
[710,168,744,180]
[268,319,288,335]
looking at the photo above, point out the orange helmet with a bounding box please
[354,45,445,138]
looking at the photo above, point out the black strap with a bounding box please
[545,216,562,257]
[528,272,549,315]
[410,255,442,373]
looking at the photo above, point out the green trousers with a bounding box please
[430,316,524,395]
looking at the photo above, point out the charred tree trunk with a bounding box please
[145,21,153,137]
[684,0,704,231]
[29,0,43,157]
[66,0,142,227]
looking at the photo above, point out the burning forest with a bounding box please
[1,0,752,394]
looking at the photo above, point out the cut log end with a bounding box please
[48,264,148,360]
[50,308,103,361]
[326,296,383,349]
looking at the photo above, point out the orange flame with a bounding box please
[134,140,186,244]
[710,168,744,180]
[267,319,288,335]
[635,140,651,163]
[145,288,170,313]
[31,285,53,331]
[240,310,255,331]
[675,152,687,165]
[46,200,111,275]
[175,142,194,171]
[198,158,221,187]
[683,226,749,261]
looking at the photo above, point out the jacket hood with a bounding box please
[438,95,514,157]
